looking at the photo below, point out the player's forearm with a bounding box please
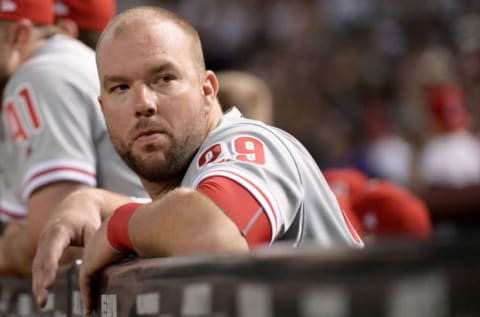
[45,187,135,221]
[81,188,136,220]
[0,230,36,276]
[128,188,249,257]
[26,185,133,251]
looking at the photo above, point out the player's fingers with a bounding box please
[79,265,93,314]
[82,222,98,246]
[32,225,72,307]
[35,288,49,309]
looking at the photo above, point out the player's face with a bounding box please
[98,21,211,183]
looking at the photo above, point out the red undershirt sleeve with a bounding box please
[196,175,272,247]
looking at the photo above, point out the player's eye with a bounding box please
[153,74,175,85]
[109,84,129,93]
[162,75,173,83]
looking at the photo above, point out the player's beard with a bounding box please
[110,118,207,183]
[118,134,196,182]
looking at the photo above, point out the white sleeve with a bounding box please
[8,66,100,200]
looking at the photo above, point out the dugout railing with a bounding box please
[0,236,479,316]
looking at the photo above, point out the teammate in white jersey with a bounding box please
[0,1,147,275]
[32,7,363,311]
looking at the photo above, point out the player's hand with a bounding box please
[79,221,125,314]
[32,189,103,308]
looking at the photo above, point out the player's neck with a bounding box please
[141,176,182,199]
[208,103,223,132]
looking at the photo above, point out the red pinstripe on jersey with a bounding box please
[197,176,272,246]
[23,166,96,191]
[0,208,26,220]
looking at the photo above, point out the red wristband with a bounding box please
[107,202,142,252]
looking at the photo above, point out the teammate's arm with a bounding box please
[0,181,87,275]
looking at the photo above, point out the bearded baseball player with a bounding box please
[32,6,363,312]
[0,0,147,275]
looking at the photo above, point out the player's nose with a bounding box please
[133,84,157,117]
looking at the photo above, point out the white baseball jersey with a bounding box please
[0,34,147,222]
[182,108,363,248]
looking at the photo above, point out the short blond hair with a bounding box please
[97,6,205,72]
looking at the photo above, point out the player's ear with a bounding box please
[202,70,218,105]
[10,19,33,48]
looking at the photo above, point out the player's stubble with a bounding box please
[108,110,208,183]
